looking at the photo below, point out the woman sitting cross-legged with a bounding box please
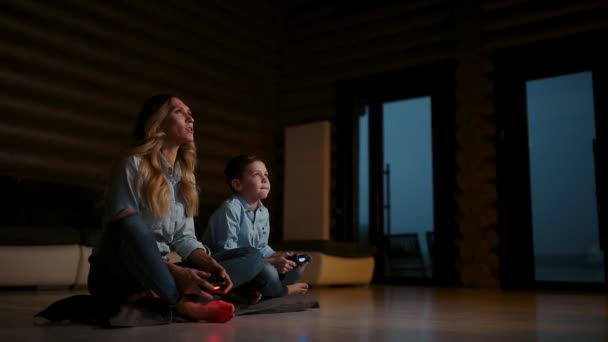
[87,94,265,323]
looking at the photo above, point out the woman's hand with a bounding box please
[186,248,234,294]
[165,262,217,300]
[265,251,297,274]
[211,267,234,294]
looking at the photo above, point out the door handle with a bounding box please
[593,138,607,250]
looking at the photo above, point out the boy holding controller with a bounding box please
[203,155,311,299]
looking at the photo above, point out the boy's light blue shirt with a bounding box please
[203,194,275,258]
[103,154,208,259]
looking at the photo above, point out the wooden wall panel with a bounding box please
[281,0,458,125]
[3,0,606,285]
[281,0,608,124]
[0,0,281,225]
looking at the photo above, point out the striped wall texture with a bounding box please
[0,0,282,226]
[2,0,607,286]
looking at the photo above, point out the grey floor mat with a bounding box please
[35,293,319,327]
[234,294,319,315]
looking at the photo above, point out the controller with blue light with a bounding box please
[287,253,311,266]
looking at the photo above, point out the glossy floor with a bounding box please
[0,285,606,341]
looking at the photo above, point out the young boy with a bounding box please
[203,155,310,298]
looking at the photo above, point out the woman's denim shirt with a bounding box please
[103,154,207,259]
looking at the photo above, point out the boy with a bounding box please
[203,155,310,298]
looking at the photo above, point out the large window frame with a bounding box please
[494,30,608,290]
[335,64,460,285]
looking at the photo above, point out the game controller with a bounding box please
[207,274,227,291]
[287,253,311,266]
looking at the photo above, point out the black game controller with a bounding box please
[287,253,311,266]
[207,274,227,291]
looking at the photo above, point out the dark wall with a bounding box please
[280,0,608,287]
[2,0,607,287]
[0,0,282,232]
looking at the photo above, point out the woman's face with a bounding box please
[161,97,194,145]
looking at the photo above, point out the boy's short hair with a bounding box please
[224,155,265,192]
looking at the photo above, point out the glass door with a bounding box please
[526,71,605,284]
[358,97,434,280]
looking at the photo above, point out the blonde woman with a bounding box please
[87,94,264,323]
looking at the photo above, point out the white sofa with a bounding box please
[0,176,103,288]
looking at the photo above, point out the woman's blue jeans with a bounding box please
[88,214,264,305]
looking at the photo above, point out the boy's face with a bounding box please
[233,161,270,202]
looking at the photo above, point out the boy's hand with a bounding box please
[266,251,297,274]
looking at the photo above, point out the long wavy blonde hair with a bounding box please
[127,94,199,218]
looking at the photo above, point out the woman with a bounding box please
[88,94,264,323]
